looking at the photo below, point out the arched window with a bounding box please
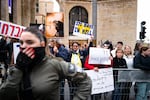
[69,6,88,35]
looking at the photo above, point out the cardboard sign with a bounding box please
[85,68,114,94]
[0,20,26,39]
[73,21,94,38]
[13,42,20,64]
[89,47,111,65]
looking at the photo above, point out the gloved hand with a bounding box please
[15,51,33,71]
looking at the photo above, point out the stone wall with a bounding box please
[97,0,137,48]
[62,0,137,48]
[0,0,137,49]
[13,0,22,25]
[1,0,9,21]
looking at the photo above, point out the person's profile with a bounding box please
[45,12,64,38]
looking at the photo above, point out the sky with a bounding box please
[137,0,150,42]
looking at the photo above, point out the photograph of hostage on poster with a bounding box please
[45,12,64,38]
[73,21,94,38]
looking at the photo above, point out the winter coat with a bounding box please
[0,56,92,100]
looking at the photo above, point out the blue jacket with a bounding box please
[55,45,70,62]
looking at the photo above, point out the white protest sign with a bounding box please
[73,21,94,38]
[89,47,111,65]
[85,68,114,94]
[13,43,20,64]
[0,20,26,39]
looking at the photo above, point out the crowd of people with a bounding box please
[0,27,92,100]
[46,36,150,100]
[0,26,150,100]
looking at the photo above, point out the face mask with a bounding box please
[32,47,46,65]
[16,47,46,71]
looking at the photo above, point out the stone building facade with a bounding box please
[0,0,137,48]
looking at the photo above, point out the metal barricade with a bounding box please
[60,68,150,100]
[0,68,150,100]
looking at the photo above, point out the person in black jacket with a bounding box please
[133,44,150,100]
[112,49,128,100]
[0,36,8,79]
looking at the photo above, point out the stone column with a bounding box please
[21,0,31,26]
[30,0,36,24]
[1,0,9,21]
[92,0,97,40]
[0,0,1,19]
[13,0,22,25]
[57,0,63,12]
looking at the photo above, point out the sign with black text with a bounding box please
[73,21,94,38]
[85,68,114,94]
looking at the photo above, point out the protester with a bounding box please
[84,41,113,100]
[111,41,124,57]
[112,49,128,100]
[123,45,134,99]
[49,39,70,100]
[0,26,92,100]
[133,41,143,56]
[133,43,150,100]
[84,40,113,71]
[123,45,134,69]
[103,40,113,51]
[0,36,9,81]
[0,36,8,70]
[68,41,88,68]
[51,39,70,62]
